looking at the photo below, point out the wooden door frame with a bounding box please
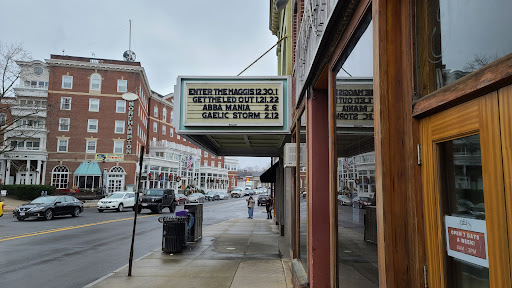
[420,94,511,287]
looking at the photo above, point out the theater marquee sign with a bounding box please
[175,76,290,134]
[336,77,374,127]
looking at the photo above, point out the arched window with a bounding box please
[107,166,126,193]
[90,73,101,91]
[110,166,125,173]
[51,165,69,189]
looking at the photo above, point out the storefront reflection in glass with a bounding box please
[335,19,378,287]
[416,0,512,95]
[298,111,308,272]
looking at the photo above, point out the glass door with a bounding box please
[421,90,512,287]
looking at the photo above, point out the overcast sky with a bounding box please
[0,0,275,170]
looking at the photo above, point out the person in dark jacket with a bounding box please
[265,196,273,219]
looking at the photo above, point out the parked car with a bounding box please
[217,192,229,200]
[352,196,372,209]
[230,188,242,198]
[205,191,220,201]
[138,188,176,214]
[97,192,136,212]
[176,193,188,205]
[188,193,205,203]
[338,195,352,206]
[0,198,3,217]
[257,195,268,206]
[13,196,83,221]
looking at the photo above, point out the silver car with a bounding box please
[217,192,229,200]
[188,193,205,203]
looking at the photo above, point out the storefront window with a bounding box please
[335,19,378,287]
[298,111,308,272]
[416,0,512,96]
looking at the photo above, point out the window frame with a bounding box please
[60,97,72,110]
[89,73,101,91]
[87,119,98,133]
[89,98,100,112]
[113,141,124,154]
[117,79,127,93]
[114,120,125,134]
[116,100,126,113]
[57,139,69,152]
[86,140,97,153]
[59,118,70,131]
[62,75,73,89]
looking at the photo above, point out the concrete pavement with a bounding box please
[85,218,293,288]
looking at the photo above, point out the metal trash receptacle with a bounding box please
[159,216,187,253]
[184,203,203,242]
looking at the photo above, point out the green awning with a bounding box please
[74,161,102,176]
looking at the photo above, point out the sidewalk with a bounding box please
[86,218,293,288]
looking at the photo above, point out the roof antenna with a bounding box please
[123,20,136,61]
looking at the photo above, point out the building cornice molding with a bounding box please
[45,59,152,99]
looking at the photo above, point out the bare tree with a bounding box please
[0,41,31,99]
[0,42,44,155]
[463,52,499,73]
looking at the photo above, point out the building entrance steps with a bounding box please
[85,218,293,288]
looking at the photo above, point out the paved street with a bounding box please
[0,197,260,288]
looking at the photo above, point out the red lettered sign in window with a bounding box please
[448,227,486,259]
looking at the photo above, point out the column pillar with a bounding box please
[5,160,10,184]
[36,160,42,184]
[26,160,30,184]
[373,0,424,286]
[42,161,47,185]
[0,160,5,185]
[307,89,331,287]
[157,166,162,188]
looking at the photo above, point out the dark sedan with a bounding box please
[257,195,268,206]
[205,191,220,201]
[13,196,83,221]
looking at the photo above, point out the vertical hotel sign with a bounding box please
[126,101,135,154]
[336,78,374,127]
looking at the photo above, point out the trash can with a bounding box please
[159,216,187,253]
[184,203,203,242]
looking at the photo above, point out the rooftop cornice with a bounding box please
[45,58,152,100]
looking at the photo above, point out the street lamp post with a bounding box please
[121,92,142,277]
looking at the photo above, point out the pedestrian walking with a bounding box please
[246,194,255,219]
[265,196,273,219]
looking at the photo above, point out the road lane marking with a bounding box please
[0,215,156,242]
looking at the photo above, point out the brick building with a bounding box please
[45,55,150,194]
[30,54,237,195]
